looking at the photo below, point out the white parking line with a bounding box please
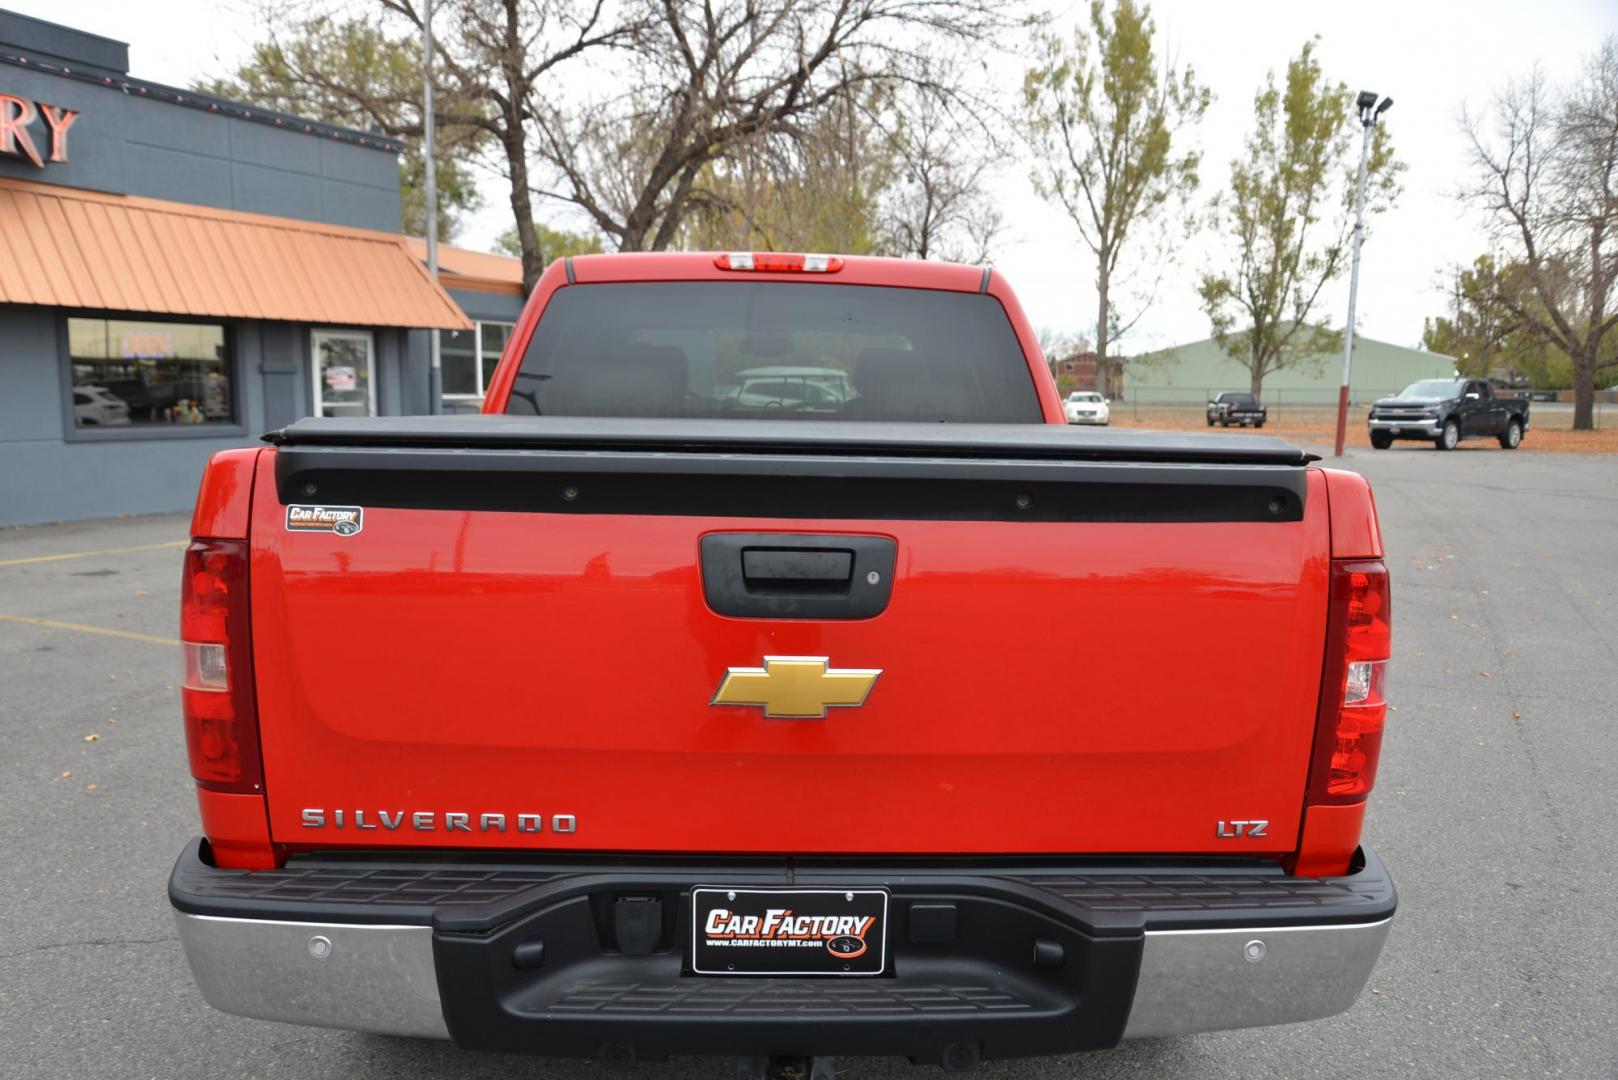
[0,612,179,647]
[0,539,187,568]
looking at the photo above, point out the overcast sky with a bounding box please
[14,0,1618,352]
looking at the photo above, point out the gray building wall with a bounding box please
[0,15,516,528]
[0,306,258,526]
[0,11,127,71]
[450,287,525,327]
[0,12,400,231]
[0,307,421,527]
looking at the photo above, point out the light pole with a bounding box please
[1333,91,1392,457]
[422,0,442,416]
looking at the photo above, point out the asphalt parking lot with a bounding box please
[2,446,1615,1079]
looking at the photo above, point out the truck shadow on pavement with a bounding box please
[346,1034,1193,1080]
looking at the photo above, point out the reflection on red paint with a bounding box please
[244,451,1336,858]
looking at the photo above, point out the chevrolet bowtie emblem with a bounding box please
[710,656,882,719]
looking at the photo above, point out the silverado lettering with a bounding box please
[170,251,1397,1070]
[299,809,576,833]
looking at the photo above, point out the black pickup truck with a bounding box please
[1206,391,1267,427]
[1367,378,1530,451]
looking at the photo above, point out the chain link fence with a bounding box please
[1109,386,1608,427]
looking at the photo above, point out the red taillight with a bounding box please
[180,539,262,793]
[714,252,845,273]
[1307,559,1392,803]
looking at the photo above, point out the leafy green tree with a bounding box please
[195,18,482,240]
[494,221,605,261]
[1197,40,1400,398]
[1025,0,1210,393]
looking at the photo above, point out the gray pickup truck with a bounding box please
[1367,378,1529,450]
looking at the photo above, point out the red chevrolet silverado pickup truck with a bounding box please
[170,252,1394,1070]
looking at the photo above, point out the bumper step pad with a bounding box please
[171,839,1394,933]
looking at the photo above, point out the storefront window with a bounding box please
[442,321,515,403]
[481,322,514,383]
[441,327,478,396]
[67,317,233,427]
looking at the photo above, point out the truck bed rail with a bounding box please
[266,416,1317,467]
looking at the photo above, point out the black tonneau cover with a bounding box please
[267,416,1316,467]
[267,417,1312,524]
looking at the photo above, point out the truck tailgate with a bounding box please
[249,419,1328,856]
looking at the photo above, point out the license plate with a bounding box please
[1388,427,1401,435]
[691,887,889,975]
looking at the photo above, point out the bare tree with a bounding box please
[220,1,646,292]
[528,0,1018,253]
[1463,38,1618,429]
[390,0,646,291]
[875,55,1005,263]
[1036,326,1086,362]
[217,1,1017,283]
[676,88,894,254]
[678,56,1006,262]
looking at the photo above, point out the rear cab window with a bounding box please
[503,282,1041,423]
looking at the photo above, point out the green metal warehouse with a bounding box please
[1123,332,1457,406]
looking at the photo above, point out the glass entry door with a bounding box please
[312,329,376,417]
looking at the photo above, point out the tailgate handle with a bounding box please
[742,548,852,590]
[701,534,896,620]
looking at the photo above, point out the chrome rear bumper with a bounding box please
[172,841,1394,1057]
[1123,918,1392,1037]
[174,912,449,1038]
[174,914,1391,1044]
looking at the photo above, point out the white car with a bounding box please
[73,385,132,426]
[1064,391,1110,425]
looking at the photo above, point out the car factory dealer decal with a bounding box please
[285,504,363,536]
[692,888,889,975]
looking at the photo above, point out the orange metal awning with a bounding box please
[0,177,472,330]
[402,237,525,297]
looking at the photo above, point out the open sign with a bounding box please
[119,332,175,359]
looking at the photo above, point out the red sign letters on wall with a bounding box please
[0,92,79,168]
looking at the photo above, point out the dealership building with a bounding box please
[0,11,526,527]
